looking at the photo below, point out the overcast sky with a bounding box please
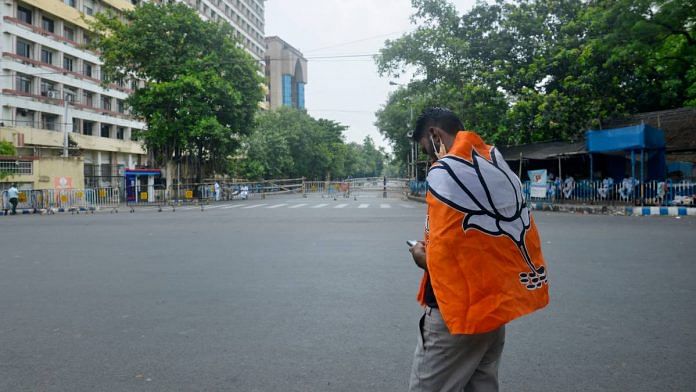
[265,0,476,152]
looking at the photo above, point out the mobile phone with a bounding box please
[406,240,418,247]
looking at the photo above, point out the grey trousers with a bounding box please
[409,307,505,392]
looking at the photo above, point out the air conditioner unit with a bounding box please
[47,91,59,99]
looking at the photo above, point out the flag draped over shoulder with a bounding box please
[419,131,549,334]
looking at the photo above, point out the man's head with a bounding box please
[411,107,463,161]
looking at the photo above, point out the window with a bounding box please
[63,55,74,71]
[40,80,57,97]
[41,48,54,65]
[83,121,93,136]
[16,74,32,93]
[41,114,58,131]
[297,82,305,109]
[117,127,125,140]
[117,100,125,113]
[83,0,94,16]
[64,86,77,102]
[16,40,32,58]
[64,26,75,41]
[101,124,110,138]
[64,0,76,8]
[83,92,93,107]
[102,96,111,111]
[282,74,292,107]
[42,17,54,33]
[84,62,93,78]
[17,6,32,24]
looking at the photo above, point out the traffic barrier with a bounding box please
[126,184,168,212]
[34,189,94,213]
[92,187,121,213]
[2,190,35,214]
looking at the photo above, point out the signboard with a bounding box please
[528,169,548,198]
[54,176,73,189]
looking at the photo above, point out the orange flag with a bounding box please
[419,131,549,334]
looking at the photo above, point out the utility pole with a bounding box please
[63,99,69,157]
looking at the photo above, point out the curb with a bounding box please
[406,195,695,217]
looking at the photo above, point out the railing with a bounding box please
[406,179,695,206]
[522,179,695,206]
[303,177,409,199]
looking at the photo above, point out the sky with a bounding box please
[264,0,477,152]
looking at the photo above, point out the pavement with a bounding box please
[1,194,695,391]
[407,195,696,216]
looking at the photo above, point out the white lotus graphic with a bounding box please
[427,148,547,290]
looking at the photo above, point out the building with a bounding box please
[183,0,265,63]
[1,0,267,191]
[1,0,147,191]
[264,36,307,110]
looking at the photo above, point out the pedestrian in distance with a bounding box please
[214,181,221,201]
[407,108,550,392]
[7,183,19,215]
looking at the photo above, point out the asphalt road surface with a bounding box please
[1,195,695,391]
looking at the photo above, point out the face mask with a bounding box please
[430,135,447,159]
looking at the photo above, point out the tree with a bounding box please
[90,3,263,187]
[0,140,17,181]
[235,108,385,180]
[375,0,695,165]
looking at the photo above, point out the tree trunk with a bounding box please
[165,159,175,200]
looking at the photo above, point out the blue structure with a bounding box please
[586,124,667,183]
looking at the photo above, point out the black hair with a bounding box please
[411,107,464,141]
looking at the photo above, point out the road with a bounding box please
[1,195,695,391]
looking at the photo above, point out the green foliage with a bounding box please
[89,3,263,179]
[0,140,16,156]
[0,141,16,181]
[376,0,695,164]
[235,108,386,180]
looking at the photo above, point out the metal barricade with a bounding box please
[2,190,36,214]
[33,189,93,213]
[92,187,121,213]
[126,184,168,212]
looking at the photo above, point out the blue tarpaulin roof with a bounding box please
[586,124,666,153]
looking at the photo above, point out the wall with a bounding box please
[1,155,84,189]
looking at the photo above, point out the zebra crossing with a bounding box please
[167,201,420,212]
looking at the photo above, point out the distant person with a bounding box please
[407,108,549,392]
[214,182,221,201]
[7,183,19,215]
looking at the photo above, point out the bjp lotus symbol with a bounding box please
[427,147,547,290]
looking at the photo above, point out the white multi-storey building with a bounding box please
[0,0,266,190]
[0,0,146,189]
[185,0,265,62]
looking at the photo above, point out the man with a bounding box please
[408,108,549,392]
[7,183,19,215]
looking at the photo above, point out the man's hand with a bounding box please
[409,241,427,271]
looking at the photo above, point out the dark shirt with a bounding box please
[424,275,438,308]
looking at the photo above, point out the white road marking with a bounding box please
[289,204,308,209]
[358,204,369,209]
[222,204,242,209]
[267,204,288,209]
[380,204,391,209]
[334,204,348,209]
[311,204,328,208]
[242,204,267,209]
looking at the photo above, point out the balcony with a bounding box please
[0,124,146,155]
